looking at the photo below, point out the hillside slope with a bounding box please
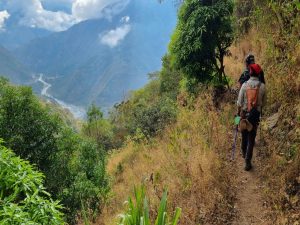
[91,1,300,224]
[98,94,236,225]
[0,45,32,84]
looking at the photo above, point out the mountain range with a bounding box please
[0,0,177,112]
[0,45,32,84]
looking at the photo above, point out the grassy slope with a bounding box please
[96,34,299,225]
[97,94,237,225]
[93,3,300,224]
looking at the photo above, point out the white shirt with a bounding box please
[237,77,267,112]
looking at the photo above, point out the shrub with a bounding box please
[0,79,109,224]
[0,141,64,224]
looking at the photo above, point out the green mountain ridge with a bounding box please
[13,0,177,109]
[0,45,32,84]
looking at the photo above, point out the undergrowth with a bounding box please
[97,93,236,225]
[233,0,300,223]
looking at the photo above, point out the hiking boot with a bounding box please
[244,160,252,171]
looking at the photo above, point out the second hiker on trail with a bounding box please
[238,54,265,87]
[237,60,267,171]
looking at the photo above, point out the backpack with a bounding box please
[246,81,261,126]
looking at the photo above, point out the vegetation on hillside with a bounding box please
[99,0,299,224]
[234,0,300,223]
[0,0,299,224]
[0,78,109,224]
[118,186,181,225]
[0,142,64,224]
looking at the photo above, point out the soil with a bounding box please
[231,138,270,225]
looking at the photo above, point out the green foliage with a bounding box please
[0,79,109,224]
[0,78,60,172]
[111,78,178,139]
[131,97,178,138]
[83,105,116,150]
[0,141,64,224]
[160,55,183,100]
[118,186,181,225]
[169,0,234,85]
[87,103,103,123]
[45,128,110,224]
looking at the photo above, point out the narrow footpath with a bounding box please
[232,140,270,225]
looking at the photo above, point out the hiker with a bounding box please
[238,54,265,87]
[237,63,267,171]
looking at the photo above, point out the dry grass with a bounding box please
[96,95,236,225]
[93,21,300,225]
[230,24,300,224]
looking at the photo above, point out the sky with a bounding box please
[0,0,131,32]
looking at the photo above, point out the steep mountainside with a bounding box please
[14,0,177,108]
[0,45,32,84]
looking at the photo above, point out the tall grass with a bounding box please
[118,186,181,225]
[97,95,235,225]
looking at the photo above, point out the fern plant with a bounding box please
[118,186,181,225]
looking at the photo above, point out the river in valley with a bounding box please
[37,74,86,119]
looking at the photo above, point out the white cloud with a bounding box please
[72,0,130,21]
[1,0,130,32]
[5,0,77,31]
[121,16,130,23]
[100,24,131,48]
[0,10,10,31]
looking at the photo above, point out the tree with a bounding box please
[0,79,60,172]
[83,104,115,149]
[87,103,103,123]
[169,0,234,85]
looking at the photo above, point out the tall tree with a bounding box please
[169,0,234,85]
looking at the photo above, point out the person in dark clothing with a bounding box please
[238,54,265,87]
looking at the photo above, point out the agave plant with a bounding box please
[118,185,181,225]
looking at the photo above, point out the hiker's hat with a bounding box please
[249,63,262,76]
[239,119,253,132]
[245,54,255,65]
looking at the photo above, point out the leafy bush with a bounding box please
[0,141,64,224]
[111,73,178,140]
[118,186,181,225]
[0,79,109,224]
[130,97,178,138]
[0,78,60,172]
[83,104,116,150]
[45,128,110,224]
[160,55,183,100]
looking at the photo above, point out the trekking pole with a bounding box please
[231,116,241,161]
[260,108,263,142]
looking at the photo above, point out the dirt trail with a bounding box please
[232,145,269,225]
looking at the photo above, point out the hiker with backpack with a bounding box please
[238,54,265,87]
[236,60,267,171]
